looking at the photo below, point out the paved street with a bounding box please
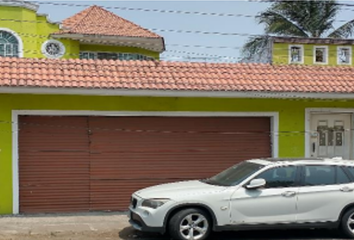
[0,212,350,240]
[120,227,348,240]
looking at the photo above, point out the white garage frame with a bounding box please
[12,110,279,214]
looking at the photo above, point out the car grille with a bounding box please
[131,212,143,227]
[131,197,138,209]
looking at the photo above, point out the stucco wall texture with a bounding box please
[1,93,354,214]
[0,6,159,60]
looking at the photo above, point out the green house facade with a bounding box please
[1,2,354,215]
[0,1,164,60]
[272,36,354,66]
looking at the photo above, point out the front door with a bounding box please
[310,114,351,159]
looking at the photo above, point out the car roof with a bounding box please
[247,157,354,166]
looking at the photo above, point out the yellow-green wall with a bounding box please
[0,6,73,58]
[2,93,354,214]
[273,42,353,66]
[0,6,159,60]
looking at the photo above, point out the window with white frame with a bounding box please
[337,46,352,65]
[0,30,19,57]
[79,52,154,61]
[314,46,328,64]
[41,40,66,59]
[289,45,303,64]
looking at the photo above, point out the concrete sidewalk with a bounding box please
[0,212,151,240]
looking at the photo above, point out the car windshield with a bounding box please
[201,161,264,186]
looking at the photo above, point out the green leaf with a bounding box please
[241,36,272,63]
[257,11,309,37]
[328,19,354,38]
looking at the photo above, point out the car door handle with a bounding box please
[281,191,296,197]
[340,186,354,192]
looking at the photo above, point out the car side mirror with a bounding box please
[246,178,266,189]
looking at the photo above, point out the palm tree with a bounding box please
[242,0,354,62]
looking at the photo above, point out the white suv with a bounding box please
[129,158,354,240]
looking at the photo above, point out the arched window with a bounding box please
[0,30,20,57]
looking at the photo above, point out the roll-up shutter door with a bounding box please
[19,116,271,213]
[19,116,90,213]
[88,116,271,211]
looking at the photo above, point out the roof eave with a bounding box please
[0,87,353,99]
[272,36,354,45]
[52,33,165,53]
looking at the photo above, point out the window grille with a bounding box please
[0,31,19,57]
[80,52,154,61]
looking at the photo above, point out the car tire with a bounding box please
[341,208,354,238]
[168,208,211,240]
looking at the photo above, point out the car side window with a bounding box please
[344,167,354,182]
[303,165,335,186]
[337,167,351,184]
[256,166,297,188]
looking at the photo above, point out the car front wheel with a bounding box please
[168,208,211,240]
[341,208,354,238]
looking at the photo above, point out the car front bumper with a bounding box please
[128,194,174,233]
[129,210,165,233]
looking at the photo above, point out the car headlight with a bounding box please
[141,198,170,209]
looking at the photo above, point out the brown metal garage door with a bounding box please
[19,116,90,213]
[19,116,271,213]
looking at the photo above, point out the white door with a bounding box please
[310,114,351,159]
[230,166,298,224]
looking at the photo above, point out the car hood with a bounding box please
[135,180,227,199]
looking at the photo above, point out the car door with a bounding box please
[297,165,354,222]
[230,165,300,224]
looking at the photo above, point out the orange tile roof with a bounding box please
[1,57,354,94]
[54,5,161,39]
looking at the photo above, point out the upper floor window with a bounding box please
[80,52,96,60]
[79,52,154,61]
[41,40,66,59]
[314,46,328,64]
[289,45,304,64]
[338,46,352,65]
[0,30,19,57]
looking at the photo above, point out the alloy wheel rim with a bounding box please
[179,213,209,240]
[348,213,354,233]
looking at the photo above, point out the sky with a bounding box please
[33,0,354,63]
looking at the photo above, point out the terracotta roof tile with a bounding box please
[2,57,354,94]
[55,5,161,39]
